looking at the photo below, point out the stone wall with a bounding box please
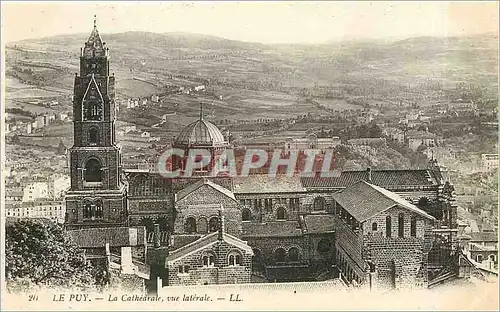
[167,240,252,286]
[65,190,128,228]
[174,184,241,237]
[235,193,305,223]
[244,236,305,264]
[363,206,432,289]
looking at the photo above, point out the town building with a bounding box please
[22,175,70,202]
[22,181,50,202]
[383,127,405,144]
[284,134,341,153]
[347,137,387,147]
[6,200,66,223]
[405,130,441,151]
[481,154,498,172]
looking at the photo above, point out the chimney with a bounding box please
[218,204,224,240]
[367,167,372,183]
[105,242,111,271]
[153,223,160,248]
[120,246,134,274]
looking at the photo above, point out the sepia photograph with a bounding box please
[1,1,499,310]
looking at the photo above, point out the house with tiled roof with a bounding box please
[331,181,436,289]
[405,130,442,151]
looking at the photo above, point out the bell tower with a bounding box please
[65,17,127,229]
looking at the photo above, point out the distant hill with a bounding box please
[5,30,498,100]
[10,31,266,52]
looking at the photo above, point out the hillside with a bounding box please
[5,31,498,126]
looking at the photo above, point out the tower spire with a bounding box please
[93,15,97,28]
[199,102,203,120]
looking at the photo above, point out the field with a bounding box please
[315,99,363,111]
[4,31,498,163]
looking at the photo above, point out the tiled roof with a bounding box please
[303,215,336,234]
[406,130,438,139]
[242,221,303,238]
[332,181,435,222]
[233,175,306,194]
[166,232,253,264]
[300,169,437,189]
[469,243,497,252]
[470,232,498,243]
[6,189,23,197]
[176,179,235,202]
[68,226,146,248]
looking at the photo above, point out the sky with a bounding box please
[2,1,499,44]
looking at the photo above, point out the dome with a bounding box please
[175,119,226,147]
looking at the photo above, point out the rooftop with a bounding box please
[176,178,236,202]
[233,175,306,194]
[242,220,303,237]
[302,214,336,234]
[300,168,437,189]
[406,130,438,139]
[167,231,253,264]
[82,16,106,58]
[470,232,498,243]
[174,104,226,147]
[332,180,435,222]
[67,226,146,248]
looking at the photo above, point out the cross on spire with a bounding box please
[199,102,204,120]
[93,15,97,28]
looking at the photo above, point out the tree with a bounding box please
[5,219,103,292]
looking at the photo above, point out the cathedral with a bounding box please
[66,20,461,290]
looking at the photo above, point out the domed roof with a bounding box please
[175,119,226,146]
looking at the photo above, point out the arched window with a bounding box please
[410,216,417,237]
[276,207,286,220]
[418,197,429,207]
[83,203,91,219]
[313,197,326,211]
[83,199,103,220]
[89,127,99,145]
[288,247,300,262]
[242,209,251,221]
[386,216,392,238]
[202,252,215,267]
[398,213,404,238]
[84,158,102,182]
[208,217,219,232]
[317,239,331,253]
[275,248,286,263]
[198,217,208,233]
[228,251,242,266]
[477,255,483,262]
[372,222,378,231]
[185,217,197,234]
[490,254,496,262]
[85,102,102,121]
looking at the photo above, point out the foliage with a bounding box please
[5,219,102,292]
